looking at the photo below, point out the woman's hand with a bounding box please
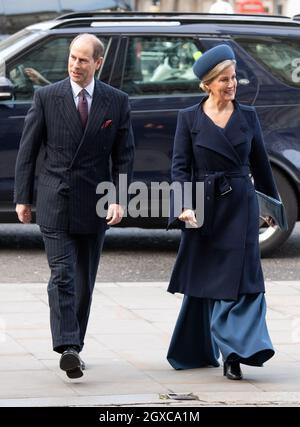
[178,209,199,228]
[24,68,50,85]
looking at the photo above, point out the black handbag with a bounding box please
[255,190,288,231]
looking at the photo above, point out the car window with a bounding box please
[121,36,201,96]
[236,37,300,88]
[7,35,108,101]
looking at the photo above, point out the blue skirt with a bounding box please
[167,293,274,369]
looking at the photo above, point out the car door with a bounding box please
[0,34,113,217]
[0,36,74,214]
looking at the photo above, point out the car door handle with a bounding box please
[238,78,250,85]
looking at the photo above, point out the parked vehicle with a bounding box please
[0,12,299,255]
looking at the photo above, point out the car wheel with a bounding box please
[259,168,298,257]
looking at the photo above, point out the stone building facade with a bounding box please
[132,1,292,16]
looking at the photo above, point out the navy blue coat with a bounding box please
[168,97,279,300]
[14,78,134,233]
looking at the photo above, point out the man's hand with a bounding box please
[16,204,32,224]
[106,204,124,225]
[178,208,199,228]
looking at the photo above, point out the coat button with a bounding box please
[208,180,211,184]
[206,196,210,200]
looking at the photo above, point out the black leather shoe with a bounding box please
[59,348,83,379]
[223,361,243,380]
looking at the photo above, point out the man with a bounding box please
[14,34,135,379]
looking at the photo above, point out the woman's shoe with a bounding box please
[223,361,243,380]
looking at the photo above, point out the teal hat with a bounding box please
[192,44,235,80]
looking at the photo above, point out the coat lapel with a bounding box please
[84,79,110,137]
[68,80,110,167]
[54,78,83,146]
[224,102,253,148]
[191,99,242,165]
[55,79,111,167]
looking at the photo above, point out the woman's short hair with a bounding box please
[200,59,236,93]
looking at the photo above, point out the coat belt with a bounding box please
[194,165,252,234]
[195,165,251,196]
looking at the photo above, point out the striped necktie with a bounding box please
[78,89,88,129]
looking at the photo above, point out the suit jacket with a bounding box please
[167,97,280,300]
[14,78,135,233]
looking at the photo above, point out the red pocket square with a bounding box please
[101,119,113,129]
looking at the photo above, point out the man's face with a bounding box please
[68,40,103,87]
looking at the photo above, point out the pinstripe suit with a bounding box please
[14,78,134,352]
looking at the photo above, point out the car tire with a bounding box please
[259,168,298,257]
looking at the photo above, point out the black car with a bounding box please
[0,12,300,255]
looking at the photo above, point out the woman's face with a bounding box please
[206,64,237,102]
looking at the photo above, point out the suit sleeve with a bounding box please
[111,94,135,205]
[14,90,45,204]
[249,109,279,200]
[167,110,193,229]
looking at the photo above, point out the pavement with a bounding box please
[0,280,300,407]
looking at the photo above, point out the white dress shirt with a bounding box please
[70,79,95,113]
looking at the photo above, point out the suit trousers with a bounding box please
[40,226,106,353]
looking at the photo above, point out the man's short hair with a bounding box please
[70,34,105,60]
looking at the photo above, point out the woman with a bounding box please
[167,44,279,380]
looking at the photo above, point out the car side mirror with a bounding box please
[0,77,14,101]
